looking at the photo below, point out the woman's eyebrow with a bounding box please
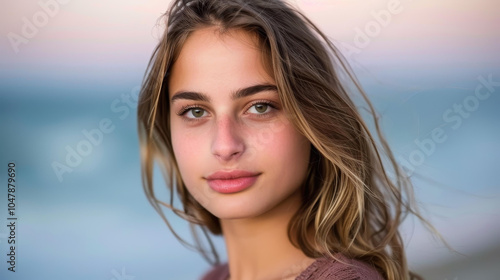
[170,84,277,104]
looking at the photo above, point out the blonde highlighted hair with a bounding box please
[137,0,435,279]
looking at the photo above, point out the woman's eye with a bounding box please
[185,108,207,119]
[248,103,272,114]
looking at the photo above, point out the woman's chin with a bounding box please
[205,200,268,220]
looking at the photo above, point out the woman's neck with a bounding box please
[219,190,316,280]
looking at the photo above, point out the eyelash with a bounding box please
[176,100,278,122]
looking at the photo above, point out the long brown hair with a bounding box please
[137,0,435,279]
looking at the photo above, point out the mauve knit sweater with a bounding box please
[200,253,384,280]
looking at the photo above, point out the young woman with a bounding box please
[137,0,434,279]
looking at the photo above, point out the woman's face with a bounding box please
[168,27,311,219]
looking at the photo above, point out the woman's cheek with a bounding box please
[243,118,287,151]
[174,134,202,167]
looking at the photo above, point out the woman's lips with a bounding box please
[205,170,261,194]
[206,174,260,194]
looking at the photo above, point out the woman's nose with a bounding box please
[210,115,245,162]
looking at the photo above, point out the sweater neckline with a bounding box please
[222,255,336,280]
[294,256,331,280]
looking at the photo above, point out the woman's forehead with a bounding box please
[168,27,275,98]
[182,27,261,55]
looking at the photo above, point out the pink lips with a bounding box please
[205,170,260,194]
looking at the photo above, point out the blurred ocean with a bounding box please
[0,1,499,279]
[1,68,499,280]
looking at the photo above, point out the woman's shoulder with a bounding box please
[295,253,384,280]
